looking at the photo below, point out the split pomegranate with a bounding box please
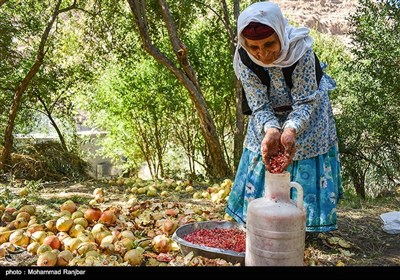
[183,228,245,253]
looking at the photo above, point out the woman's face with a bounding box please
[244,33,281,64]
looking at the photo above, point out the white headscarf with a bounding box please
[233,1,313,78]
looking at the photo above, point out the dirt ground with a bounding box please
[1,179,399,267]
[306,206,400,266]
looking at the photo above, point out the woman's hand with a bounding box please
[261,128,281,171]
[280,128,296,170]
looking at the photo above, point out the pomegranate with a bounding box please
[98,210,117,226]
[84,208,102,224]
[43,235,61,250]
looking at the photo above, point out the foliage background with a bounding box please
[0,0,399,199]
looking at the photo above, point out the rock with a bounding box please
[272,0,357,45]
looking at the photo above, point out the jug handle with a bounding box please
[288,182,303,209]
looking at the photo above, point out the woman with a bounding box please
[226,1,343,232]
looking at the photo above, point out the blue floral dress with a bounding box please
[226,48,343,232]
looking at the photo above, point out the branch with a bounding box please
[58,0,77,14]
[191,0,227,29]
[128,0,203,96]
[127,0,178,75]
[38,0,78,58]
[37,0,62,59]
[190,0,236,53]
[34,91,51,117]
[49,81,74,113]
[158,0,199,89]
[220,0,235,44]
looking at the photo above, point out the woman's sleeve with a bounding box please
[238,60,280,133]
[283,49,321,135]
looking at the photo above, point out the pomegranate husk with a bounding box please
[9,230,29,247]
[15,211,30,221]
[69,224,85,238]
[37,251,57,266]
[91,223,107,234]
[152,235,172,253]
[45,220,57,233]
[0,227,11,243]
[57,250,73,266]
[71,210,84,219]
[161,220,178,236]
[55,216,73,232]
[60,200,77,214]
[93,188,104,197]
[118,230,135,241]
[73,217,89,229]
[27,242,41,255]
[94,230,111,244]
[36,244,52,255]
[18,205,36,216]
[26,223,45,236]
[0,247,5,258]
[124,249,143,266]
[13,217,28,229]
[76,242,98,255]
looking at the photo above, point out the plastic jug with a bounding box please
[245,171,306,266]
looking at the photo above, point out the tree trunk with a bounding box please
[351,170,366,199]
[220,0,245,172]
[233,81,245,173]
[127,0,231,178]
[0,60,43,171]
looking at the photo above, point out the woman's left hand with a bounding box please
[280,128,296,170]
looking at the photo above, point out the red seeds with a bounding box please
[269,151,286,173]
[183,228,246,253]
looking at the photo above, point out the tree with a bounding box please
[336,0,400,198]
[0,0,79,171]
[127,0,231,179]
[222,0,244,172]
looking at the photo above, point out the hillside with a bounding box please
[272,0,358,45]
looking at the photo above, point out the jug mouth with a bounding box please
[266,171,291,181]
[266,170,290,176]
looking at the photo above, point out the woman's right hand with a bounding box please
[261,128,281,171]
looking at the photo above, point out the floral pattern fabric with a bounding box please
[226,145,343,232]
[227,48,343,232]
[239,48,338,160]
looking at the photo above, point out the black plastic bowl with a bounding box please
[171,220,245,265]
